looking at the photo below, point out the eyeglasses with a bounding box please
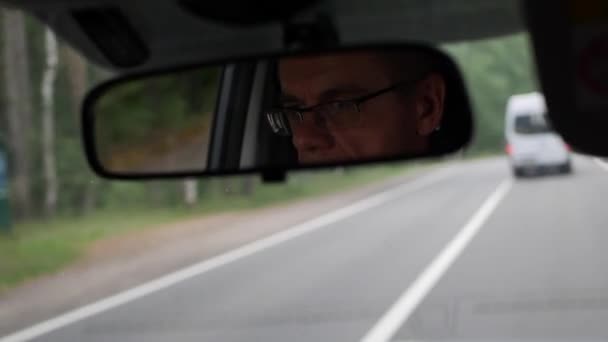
[265,78,421,136]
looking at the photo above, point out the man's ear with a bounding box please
[415,73,446,136]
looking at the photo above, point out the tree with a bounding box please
[62,45,88,117]
[40,28,59,217]
[183,179,198,206]
[240,176,254,196]
[2,9,34,219]
[62,44,99,214]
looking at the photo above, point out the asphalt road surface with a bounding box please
[4,156,608,342]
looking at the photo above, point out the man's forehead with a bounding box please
[278,52,391,102]
[279,51,387,81]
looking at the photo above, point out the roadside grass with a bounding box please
[0,161,429,293]
[463,149,502,159]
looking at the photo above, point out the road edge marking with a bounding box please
[0,169,451,342]
[593,157,608,172]
[360,179,513,342]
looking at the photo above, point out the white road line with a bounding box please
[360,179,513,342]
[593,157,608,172]
[1,168,452,342]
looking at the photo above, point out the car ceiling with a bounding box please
[2,0,524,71]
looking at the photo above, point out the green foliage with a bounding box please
[445,34,538,154]
[95,68,219,150]
[93,68,220,172]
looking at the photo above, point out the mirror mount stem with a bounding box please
[282,14,339,51]
[262,169,287,183]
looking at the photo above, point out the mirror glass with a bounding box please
[85,46,473,177]
[93,68,220,173]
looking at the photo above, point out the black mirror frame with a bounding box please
[82,42,474,180]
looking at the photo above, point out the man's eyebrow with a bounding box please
[279,84,369,108]
[317,84,368,103]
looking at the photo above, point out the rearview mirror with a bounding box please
[82,45,473,179]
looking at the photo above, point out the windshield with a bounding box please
[514,114,552,134]
[0,8,602,342]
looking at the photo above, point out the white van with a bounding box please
[505,92,572,177]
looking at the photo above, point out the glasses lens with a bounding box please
[269,102,362,135]
[284,109,303,126]
[317,102,361,128]
[265,110,291,136]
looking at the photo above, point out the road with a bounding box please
[4,156,608,341]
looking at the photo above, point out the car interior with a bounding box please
[1,0,608,341]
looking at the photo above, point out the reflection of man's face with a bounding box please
[278,51,445,164]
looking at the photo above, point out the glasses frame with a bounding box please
[266,78,422,136]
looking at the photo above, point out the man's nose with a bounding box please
[291,117,335,153]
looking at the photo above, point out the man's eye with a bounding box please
[330,101,349,110]
[316,101,353,117]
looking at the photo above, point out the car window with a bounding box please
[514,114,552,134]
[1,8,604,342]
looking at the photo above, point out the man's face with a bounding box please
[278,51,445,164]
